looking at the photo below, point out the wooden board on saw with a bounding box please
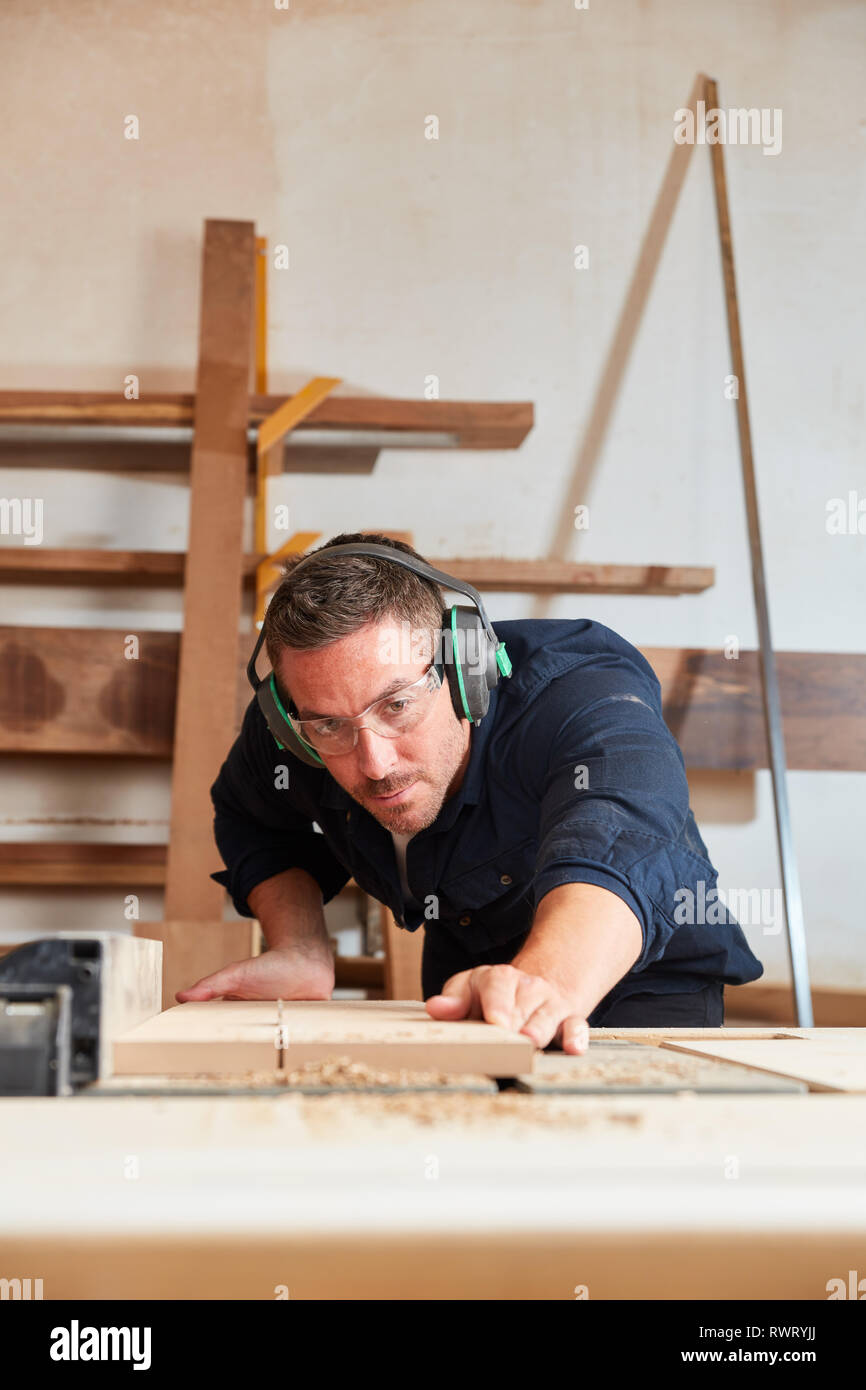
[590,1027,802,1042]
[658,1034,866,1093]
[515,1045,805,1094]
[112,999,535,1078]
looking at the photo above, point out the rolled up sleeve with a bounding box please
[525,660,694,970]
[210,699,351,917]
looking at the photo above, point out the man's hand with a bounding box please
[175,947,334,1003]
[425,963,590,1054]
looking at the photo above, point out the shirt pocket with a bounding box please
[438,838,537,947]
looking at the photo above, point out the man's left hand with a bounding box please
[425,964,590,1054]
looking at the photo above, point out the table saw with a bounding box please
[1,932,864,1299]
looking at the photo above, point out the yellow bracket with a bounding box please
[256,375,343,457]
[253,376,341,624]
[255,529,322,619]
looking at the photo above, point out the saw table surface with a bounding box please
[3,1022,865,1299]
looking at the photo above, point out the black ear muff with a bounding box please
[441,605,498,724]
[256,674,325,768]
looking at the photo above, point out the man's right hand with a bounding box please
[175,947,335,1003]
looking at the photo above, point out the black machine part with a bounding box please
[0,937,105,1093]
[0,982,73,1096]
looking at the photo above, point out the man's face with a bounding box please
[275,618,471,834]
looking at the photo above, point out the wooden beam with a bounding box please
[163,219,257,921]
[0,548,714,595]
[0,390,534,450]
[1,627,863,770]
[134,919,260,1011]
[381,905,425,1001]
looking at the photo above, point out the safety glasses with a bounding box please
[289,661,445,755]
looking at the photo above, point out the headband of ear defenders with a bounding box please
[245,542,513,758]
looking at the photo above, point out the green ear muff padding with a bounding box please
[444,606,495,725]
[450,605,473,722]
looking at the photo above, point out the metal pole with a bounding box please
[705,76,812,1025]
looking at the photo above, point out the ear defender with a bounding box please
[442,604,500,724]
[246,543,513,765]
[256,671,325,769]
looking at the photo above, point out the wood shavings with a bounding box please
[298,1091,646,1131]
[280,1056,491,1090]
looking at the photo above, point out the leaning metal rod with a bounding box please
[705,75,813,1025]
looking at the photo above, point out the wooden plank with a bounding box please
[434,559,714,594]
[133,920,259,1012]
[0,627,180,756]
[381,905,424,1001]
[114,1000,280,1074]
[0,549,714,596]
[0,845,372,898]
[0,390,535,450]
[164,219,257,921]
[725,981,866,1027]
[112,999,534,1078]
[333,954,385,990]
[659,1036,866,1092]
[515,1045,805,1093]
[643,647,866,772]
[591,1026,803,1042]
[0,843,167,886]
[1,628,862,770]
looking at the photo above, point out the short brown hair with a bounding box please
[263,532,444,667]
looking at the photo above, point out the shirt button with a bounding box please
[459,914,471,926]
[500,873,512,885]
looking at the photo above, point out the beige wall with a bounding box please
[1,1,864,989]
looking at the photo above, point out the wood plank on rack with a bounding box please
[0,390,534,451]
[0,549,714,595]
[163,219,257,922]
[0,842,167,886]
[1,627,863,771]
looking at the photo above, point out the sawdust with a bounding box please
[280,1056,490,1089]
[525,1048,771,1089]
[178,1056,494,1090]
[533,1052,711,1087]
[298,1090,645,1131]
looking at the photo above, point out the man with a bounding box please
[180,532,763,1054]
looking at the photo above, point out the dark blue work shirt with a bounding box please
[209,617,763,1018]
